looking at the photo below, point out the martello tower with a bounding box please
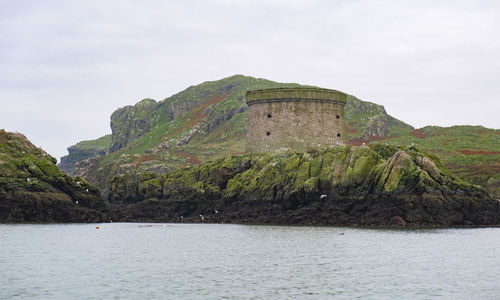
[245,87,347,153]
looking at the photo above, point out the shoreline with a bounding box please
[3,219,500,229]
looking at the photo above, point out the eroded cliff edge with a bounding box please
[108,145,500,226]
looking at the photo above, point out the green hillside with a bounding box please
[59,75,500,199]
[76,134,112,150]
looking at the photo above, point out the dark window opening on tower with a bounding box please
[336,115,340,119]
[267,114,272,118]
[266,131,271,136]
[337,133,341,137]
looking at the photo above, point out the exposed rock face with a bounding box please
[73,156,102,179]
[58,134,111,176]
[109,99,158,152]
[68,75,413,195]
[176,124,202,146]
[344,95,413,138]
[59,146,105,175]
[61,76,499,201]
[0,130,108,223]
[485,177,500,200]
[364,114,390,136]
[107,145,500,226]
[59,145,106,176]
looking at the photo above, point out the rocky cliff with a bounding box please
[107,145,500,226]
[58,134,111,175]
[0,130,108,223]
[60,75,500,199]
[344,95,412,138]
[60,75,411,195]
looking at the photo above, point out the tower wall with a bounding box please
[246,88,347,153]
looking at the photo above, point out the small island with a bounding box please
[1,85,499,226]
[105,87,500,226]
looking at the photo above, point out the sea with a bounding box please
[1,223,499,299]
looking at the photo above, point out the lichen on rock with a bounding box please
[107,144,500,226]
[0,129,108,223]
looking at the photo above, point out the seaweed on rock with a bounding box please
[108,145,500,226]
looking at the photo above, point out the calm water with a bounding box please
[1,223,499,299]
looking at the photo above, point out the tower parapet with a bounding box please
[245,87,347,153]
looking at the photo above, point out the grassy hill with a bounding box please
[59,75,500,199]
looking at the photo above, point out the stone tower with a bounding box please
[245,87,347,153]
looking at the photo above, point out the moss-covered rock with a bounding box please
[108,145,500,226]
[0,130,108,223]
[65,75,419,198]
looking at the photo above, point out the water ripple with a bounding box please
[1,224,499,299]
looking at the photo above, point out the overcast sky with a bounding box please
[1,0,499,160]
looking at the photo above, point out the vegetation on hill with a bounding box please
[59,75,499,199]
[107,145,499,226]
[61,75,412,196]
[0,129,107,222]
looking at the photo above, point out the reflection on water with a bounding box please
[1,223,499,299]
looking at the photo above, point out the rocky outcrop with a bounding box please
[0,130,108,223]
[485,177,500,199]
[109,99,158,152]
[176,124,202,146]
[73,156,102,179]
[58,134,111,175]
[59,146,105,176]
[107,145,500,226]
[345,95,413,139]
[108,89,234,153]
[69,76,413,195]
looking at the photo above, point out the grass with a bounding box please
[63,75,500,199]
[74,134,112,151]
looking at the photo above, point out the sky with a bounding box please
[1,0,500,160]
